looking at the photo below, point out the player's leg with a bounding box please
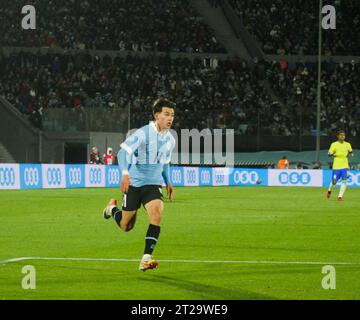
[103,186,140,231]
[144,198,164,252]
[118,210,137,231]
[138,186,164,271]
[123,211,137,231]
[327,170,339,199]
[338,169,348,201]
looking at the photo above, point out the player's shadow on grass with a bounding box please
[139,275,276,300]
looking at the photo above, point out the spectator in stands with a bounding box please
[278,156,289,169]
[89,147,103,164]
[103,147,116,165]
[313,162,322,169]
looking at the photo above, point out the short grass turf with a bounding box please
[0,186,359,300]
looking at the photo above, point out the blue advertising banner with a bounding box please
[1,164,360,190]
[65,165,85,188]
[199,167,213,186]
[20,164,42,189]
[169,166,184,187]
[105,166,121,188]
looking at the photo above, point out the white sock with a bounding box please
[328,181,335,192]
[338,182,347,198]
[142,254,152,261]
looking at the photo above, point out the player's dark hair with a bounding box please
[337,130,345,136]
[152,98,176,115]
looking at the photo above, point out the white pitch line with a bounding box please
[1,257,360,266]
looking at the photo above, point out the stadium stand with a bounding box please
[229,0,360,55]
[0,50,276,133]
[0,0,226,53]
[0,0,359,164]
[268,58,360,136]
[2,49,359,137]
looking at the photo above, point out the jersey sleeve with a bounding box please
[120,129,146,155]
[158,133,176,164]
[328,143,336,155]
[348,143,353,153]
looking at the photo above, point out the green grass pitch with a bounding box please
[0,186,359,300]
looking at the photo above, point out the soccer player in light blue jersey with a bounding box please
[102,98,176,271]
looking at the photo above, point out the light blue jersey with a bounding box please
[118,121,176,187]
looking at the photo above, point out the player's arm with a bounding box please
[328,143,336,157]
[348,143,354,157]
[162,135,176,201]
[118,129,146,193]
[117,148,132,193]
[162,163,174,201]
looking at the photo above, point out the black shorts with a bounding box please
[122,185,163,211]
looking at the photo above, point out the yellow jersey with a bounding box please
[328,141,353,169]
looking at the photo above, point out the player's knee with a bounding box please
[150,210,162,225]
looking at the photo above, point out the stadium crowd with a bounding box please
[230,0,360,55]
[0,50,275,134]
[0,0,225,53]
[268,58,360,136]
[1,50,360,136]
[1,0,360,137]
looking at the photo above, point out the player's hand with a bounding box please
[166,183,175,202]
[121,175,132,193]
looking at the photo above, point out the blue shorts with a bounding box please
[332,169,348,182]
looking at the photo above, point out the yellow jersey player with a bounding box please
[327,130,353,201]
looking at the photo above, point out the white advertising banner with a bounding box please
[85,165,106,188]
[42,164,66,189]
[268,169,323,187]
[0,163,20,190]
